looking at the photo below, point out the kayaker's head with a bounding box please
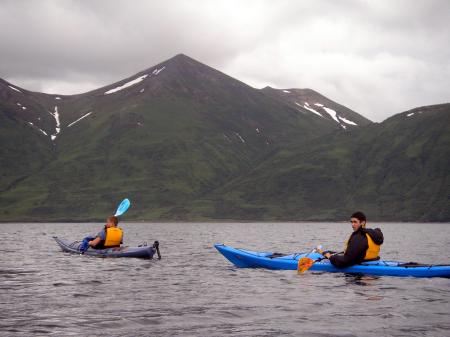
[106,216,119,227]
[350,211,366,231]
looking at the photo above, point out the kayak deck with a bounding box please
[215,244,450,278]
[54,236,159,259]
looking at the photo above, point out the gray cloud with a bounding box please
[1,0,449,121]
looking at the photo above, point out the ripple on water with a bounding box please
[1,222,450,337]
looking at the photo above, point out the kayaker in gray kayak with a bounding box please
[78,199,130,252]
[88,216,124,250]
[323,211,384,268]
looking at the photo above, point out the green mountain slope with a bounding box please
[0,79,56,219]
[0,105,54,200]
[202,104,450,221]
[1,54,352,221]
[2,54,446,221]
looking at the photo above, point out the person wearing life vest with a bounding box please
[323,211,383,268]
[88,216,123,249]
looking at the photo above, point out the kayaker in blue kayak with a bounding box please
[323,211,383,268]
[88,216,124,249]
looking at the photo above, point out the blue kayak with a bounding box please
[54,237,161,259]
[215,244,450,278]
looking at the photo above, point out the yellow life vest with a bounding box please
[344,233,381,261]
[104,227,123,248]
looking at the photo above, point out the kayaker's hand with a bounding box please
[323,252,332,259]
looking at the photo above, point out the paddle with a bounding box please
[297,245,324,274]
[153,241,162,260]
[297,248,343,273]
[297,257,316,273]
[114,198,131,217]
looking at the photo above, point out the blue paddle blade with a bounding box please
[114,198,131,216]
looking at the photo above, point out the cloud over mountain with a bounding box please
[1,0,449,122]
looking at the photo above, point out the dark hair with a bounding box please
[107,216,119,226]
[351,211,366,222]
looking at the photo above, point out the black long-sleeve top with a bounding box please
[329,227,384,268]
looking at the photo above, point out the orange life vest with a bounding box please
[344,233,381,261]
[364,233,380,260]
[104,227,123,248]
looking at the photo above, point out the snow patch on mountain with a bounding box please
[153,66,166,75]
[104,74,148,95]
[28,122,48,136]
[306,103,358,128]
[283,90,291,93]
[339,116,357,125]
[8,85,21,93]
[299,102,323,117]
[16,102,27,110]
[235,132,246,143]
[68,111,92,128]
[407,111,423,117]
[49,106,61,141]
[323,107,340,124]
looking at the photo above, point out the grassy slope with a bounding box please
[204,104,450,221]
[0,105,54,219]
[1,55,447,222]
[0,56,337,221]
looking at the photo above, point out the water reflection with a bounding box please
[345,274,380,286]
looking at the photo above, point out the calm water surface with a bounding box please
[1,222,450,336]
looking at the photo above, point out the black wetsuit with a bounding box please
[329,227,384,268]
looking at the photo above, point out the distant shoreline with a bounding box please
[1,219,449,224]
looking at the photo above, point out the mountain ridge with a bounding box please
[200,103,449,222]
[0,54,447,221]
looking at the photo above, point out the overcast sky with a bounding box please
[1,0,449,122]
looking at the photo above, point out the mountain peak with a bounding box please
[151,53,206,71]
[169,53,191,61]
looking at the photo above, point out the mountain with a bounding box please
[201,104,450,222]
[1,54,367,221]
[1,54,447,222]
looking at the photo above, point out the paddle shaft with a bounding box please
[300,251,345,272]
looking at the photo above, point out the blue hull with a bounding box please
[54,237,156,259]
[214,244,450,278]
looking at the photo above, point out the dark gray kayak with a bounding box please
[53,236,161,259]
